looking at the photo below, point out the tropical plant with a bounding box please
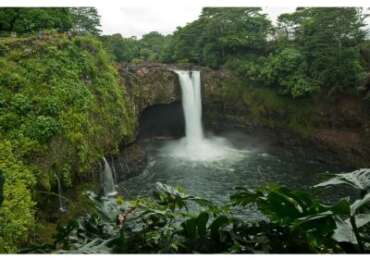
[314,169,370,196]
[314,168,370,252]
[23,171,370,253]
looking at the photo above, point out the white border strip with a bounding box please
[0,0,369,7]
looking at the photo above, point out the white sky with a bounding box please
[98,6,296,38]
[2,0,368,38]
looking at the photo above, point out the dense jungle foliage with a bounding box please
[0,6,369,253]
[23,169,370,253]
[0,8,135,252]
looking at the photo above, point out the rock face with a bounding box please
[112,143,148,182]
[118,63,181,121]
[116,63,370,177]
[202,70,370,168]
[114,64,181,179]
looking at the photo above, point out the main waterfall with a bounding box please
[165,70,233,161]
[175,70,203,144]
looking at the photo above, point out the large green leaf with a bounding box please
[329,198,351,216]
[332,217,357,244]
[209,215,230,240]
[197,212,209,237]
[180,212,210,240]
[153,182,215,212]
[230,186,259,206]
[314,169,370,192]
[350,192,370,215]
[292,210,334,230]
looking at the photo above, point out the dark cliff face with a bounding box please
[117,63,370,168]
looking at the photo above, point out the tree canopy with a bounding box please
[0,7,101,36]
[170,7,272,67]
[101,31,172,63]
[101,7,369,98]
[276,7,369,94]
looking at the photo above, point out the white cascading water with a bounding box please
[55,173,67,212]
[166,70,233,161]
[176,70,203,143]
[102,157,117,196]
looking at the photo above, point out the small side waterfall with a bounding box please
[102,157,117,196]
[110,156,118,184]
[54,173,67,212]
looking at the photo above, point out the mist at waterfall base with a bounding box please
[117,70,344,212]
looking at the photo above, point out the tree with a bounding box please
[264,48,319,97]
[101,32,173,63]
[139,31,172,61]
[101,34,140,62]
[0,8,73,35]
[277,7,368,93]
[70,7,101,35]
[0,7,102,36]
[170,7,272,68]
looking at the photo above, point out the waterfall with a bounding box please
[174,70,204,144]
[167,70,232,161]
[54,173,67,212]
[110,156,118,184]
[102,157,117,196]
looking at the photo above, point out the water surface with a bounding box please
[118,133,344,208]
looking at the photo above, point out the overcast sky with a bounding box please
[98,6,296,38]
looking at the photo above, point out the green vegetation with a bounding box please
[103,7,369,98]
[203,72,318,136]
[101,31,172,63]
[273,8,368,95]
[23,169,370,253]
[0,7,100,36]
[240,86,316,135]
[170,8,272,68]
[0,34,134,252]
[0,141,35,252]
[0,6,369,253]
[69,8,101,35]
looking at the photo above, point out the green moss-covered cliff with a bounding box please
[0,34,135,252]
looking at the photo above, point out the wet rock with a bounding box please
[113,143,147,181]
[118,63,181,118]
